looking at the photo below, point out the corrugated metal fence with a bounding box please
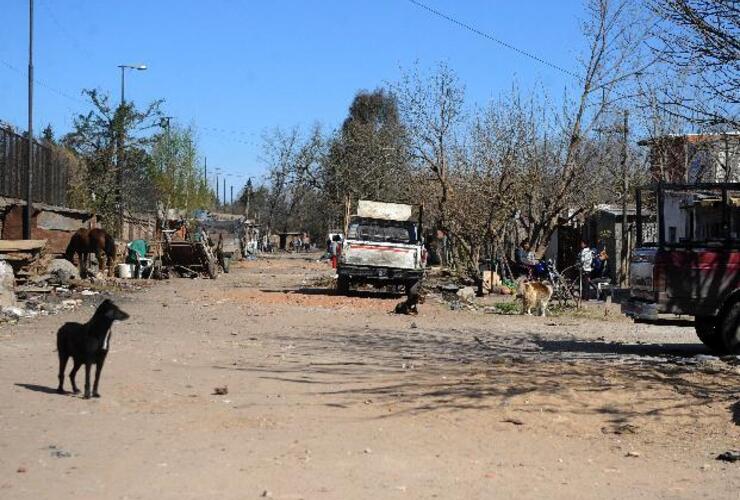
[0,127,68,206]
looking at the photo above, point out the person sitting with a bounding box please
[514,239,537,277]
[591,247,609,280]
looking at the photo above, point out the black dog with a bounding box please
[56,299,130,398]
[394,281,422,315]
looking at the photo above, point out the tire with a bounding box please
[337,275,350,294]
[222,257,231,274]
[694,315,726,353]
[719,301,740,354]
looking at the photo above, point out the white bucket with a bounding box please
[116,263,134,279]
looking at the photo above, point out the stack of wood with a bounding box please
[0,240,48,284]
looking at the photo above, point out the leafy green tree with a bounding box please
[150,124,212,214]
[324,89,411,211]
[62,89,162,232]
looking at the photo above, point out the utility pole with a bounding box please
[230,185,234,213]
[245,178,252,218]
[223,177,226,211]
[24,0,34,239]
[115,64,146,236]
[203,157,207,183]
[619,110,630,288]
[215,174,219,206]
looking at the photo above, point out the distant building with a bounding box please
[638,133,740,183]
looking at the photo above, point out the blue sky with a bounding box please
[1,0,586,194]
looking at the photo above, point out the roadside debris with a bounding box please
[48,445,72,458]
[716,450,740,463]
[0,260,16,308]
[456,286,476,303]
[213,386,229,396]
[47,258,81,285]
[601,423,639,435]
[501,418,525,426]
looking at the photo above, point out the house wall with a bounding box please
[0,202,95,254]
[663,192,689,244]
[647,135,740,183]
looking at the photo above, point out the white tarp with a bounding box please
[356,200,412,221]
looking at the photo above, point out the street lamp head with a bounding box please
[118,64,148,70]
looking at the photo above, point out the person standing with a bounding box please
[579,240,595,299]
[329,234,341,269]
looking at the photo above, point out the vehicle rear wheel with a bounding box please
[719,301,740,354]
[337,275,350,294]
[694,316,726,353]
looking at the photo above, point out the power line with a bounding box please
[40,0,96,60]
[405,0,584,82]
[199,126,258,147]
[0,58,85,105]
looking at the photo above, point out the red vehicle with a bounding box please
[621,183,740,354]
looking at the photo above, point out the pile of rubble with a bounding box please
[0,239,49,284]
[423,267,518,311]
[0,258,104,322]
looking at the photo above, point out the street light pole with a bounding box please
[115,64,146,236]
[23,0,34,239]
[118,64,146,105]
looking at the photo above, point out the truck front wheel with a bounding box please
[720,301,740,354]
[695,316,725,353]
[337,275,351,294]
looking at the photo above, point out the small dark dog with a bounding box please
[56,299,130,398]
[394,281,422,315]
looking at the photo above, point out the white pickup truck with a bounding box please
[337,200,426,294]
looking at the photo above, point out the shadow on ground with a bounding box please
[261,287,405,300]
[215,324,738,427]
[15,383,61,395]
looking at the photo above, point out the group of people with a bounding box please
[290,234,312,253]
[514,238,609,280]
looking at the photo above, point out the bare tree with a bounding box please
[394,62,466,231]
[652,0,739,127]
[516,0,650,254]
[259,125,327,238]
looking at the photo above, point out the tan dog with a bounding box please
[516,279,554,316]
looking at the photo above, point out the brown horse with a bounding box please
[64,228,117,277]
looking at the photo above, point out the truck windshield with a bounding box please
[347,218,417,244]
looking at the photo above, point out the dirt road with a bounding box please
[1,254,738,499]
